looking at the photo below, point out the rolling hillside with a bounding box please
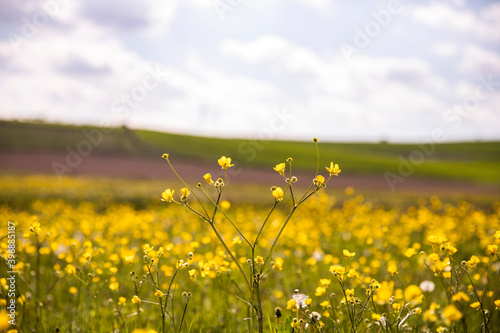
[1,120,499,185]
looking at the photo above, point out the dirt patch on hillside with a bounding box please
[1,150,499,196]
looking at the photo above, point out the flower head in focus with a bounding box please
[218,156,234,169]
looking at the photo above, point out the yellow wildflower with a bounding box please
[495,230,500,240]
[452,291,470,302]
[319,279,331,287]
[273,163,286,176]
[343,249,355,259]
[220,200,231,210]
[470,301,481,309]
[291,318,299,328]
[404,248,417,258]
[315,286,326,296]
[347,268,359,278]
[66,264,76,275]
[494,299,500,309]
[325,162,341,176]
[188,269,197,281]
[319,300,330,308]
[273,257,284,271]
[30,220,41,235]
[387,263,398,275]
[314,175,325,186]
[180,187,190,197]
[255,256,264,265]
[442,304,462,323]
[161,189,174,202]
[155,290,163,297]
[404,284,422,302]
[329,265,345,276]
[109,282,119,291]
[372,313,381,321]
[118,297,126,305]
[218,156,234,169]
[132,295,141,304]
[272,187,284,201]
[487,244,498,255]
[467,255,480,268]
[232,236,241,245]
[203,173,213,184]
[287,298,297,310]
[428,253,440,262]
[69,287,78,295]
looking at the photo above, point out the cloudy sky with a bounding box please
[0,0,499,142]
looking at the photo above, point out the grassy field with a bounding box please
[1,120,500,184]
[1,171,500,332]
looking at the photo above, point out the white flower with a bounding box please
[419,280,435,293]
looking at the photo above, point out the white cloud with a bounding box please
[433,42,458,58]
[460,44,500,75]
[413,2,500,41]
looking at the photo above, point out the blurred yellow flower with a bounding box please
[132,295,141,304]
[451,291,470,302]
[66,264,76,275]
[442,304,462,323]
[69,286,78,295]
[203,173,213,184]
[487,244,498,255]
[343,249,356,259]
[470,301,480,309]
[30,220,41,235]
[387,263,398,275]
[404,248,417,258]
[286,298,297,310]
[467,255,480,268]
[273,257,284,271]
[220,200,231,210]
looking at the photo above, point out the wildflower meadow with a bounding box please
[1,140,500,333]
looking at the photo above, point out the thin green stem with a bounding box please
[198,185,252,247]
[178,300,189,332]
[209,222,251,292]
[260,206,297,274]
[254,202,278,248]
[314,140,320,177]
[164,156,209,219]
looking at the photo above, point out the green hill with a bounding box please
[1,120,499,185]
